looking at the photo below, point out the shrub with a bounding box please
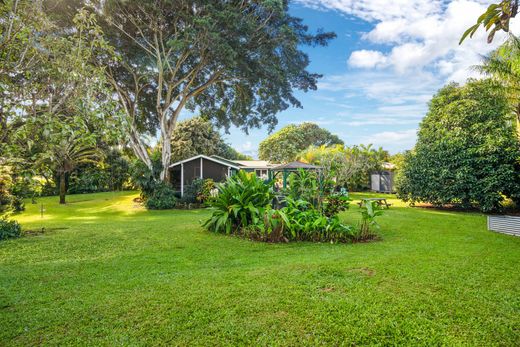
[203,172,356,243]
[198,179,216,203]
[145,183,177,210]
[202,171,274,234]
[396,80,520,212]
[279,197,355,242]
[180,179,204,204]
[0,218,22,241]
[323,193,350,217]
[356,200,384,241]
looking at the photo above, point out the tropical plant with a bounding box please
[287,169,322,208]
[357,201,384,241]
[37,133,100,204]
[476,34,520,139]
[298,144,388,190]
[203,171,274,234]
[279,197,355,243]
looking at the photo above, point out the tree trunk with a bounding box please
[160,132,171,183]
[59,173,66,204]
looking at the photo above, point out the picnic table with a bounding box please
[357,197,392,209]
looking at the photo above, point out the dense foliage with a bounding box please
[92,0,335,180]
[298,144,388,191]
[203,171,380,243]
[258,123,343,163]
[0,218,22,241]
[171,117,251,163]
[397,79,520,212]
[145,183,177,210]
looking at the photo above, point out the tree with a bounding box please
[396,79,520,212]
[298,144,387,190]
[91,0,335,181]
[38,133,100,204]
[170,117,250,162]
[2,6,121,203]
[476,34,520,138]
[258,122,343,162]
[460,0,518,44]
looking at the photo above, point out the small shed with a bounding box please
[371,162,396,193]
[169,155,240,196]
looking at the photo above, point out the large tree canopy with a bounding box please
[258,122,343,163]
[170,117,251,163]
[396,79,520,212]
[88,0,335,181]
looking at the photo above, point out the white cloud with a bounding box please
[360,129,418,152]
[348,50,388,69]
[299,0,520,82]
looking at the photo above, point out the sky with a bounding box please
[187,0,520,158]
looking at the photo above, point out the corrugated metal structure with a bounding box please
[487,216,520,236]
[371,171,394,193]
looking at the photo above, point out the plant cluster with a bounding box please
[0,218,22,241]
[203,171,381,243]
[145,183,177,210]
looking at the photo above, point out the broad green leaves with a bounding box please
[460,0,518,44]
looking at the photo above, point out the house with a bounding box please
[169,155,277,196]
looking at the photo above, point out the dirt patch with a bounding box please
[348,267,376,277]
[24,227,69,236]
[320,287,335,292]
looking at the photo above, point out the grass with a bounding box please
[1,191,520,346]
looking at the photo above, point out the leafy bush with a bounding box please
[396,80,520,212]
[180,179,204,204]
[203,172,357,243]
[145,183,177,210]
[279,197,355,242]
[11,196,25,212]
[323,193,350,217]
[287,169,321,208]
[0,218,22,241]
[0,169,14,214]
[357,200,384,241]
[202,171,274,233]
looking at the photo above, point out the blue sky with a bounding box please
[186,1,520,157]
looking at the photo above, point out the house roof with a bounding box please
[233,160,278,169]
[169,154,241,170]
[272,161,321,170]
[382,162,396,170]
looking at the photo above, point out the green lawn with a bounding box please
[1,191,519,346]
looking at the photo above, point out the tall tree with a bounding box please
[170,117,250,162]
[95,0,335,181]
[396,79,520,212]
[259,122,343,163]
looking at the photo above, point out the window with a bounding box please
[255,169,268,179]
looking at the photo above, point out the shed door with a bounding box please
[371,174,380,191]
